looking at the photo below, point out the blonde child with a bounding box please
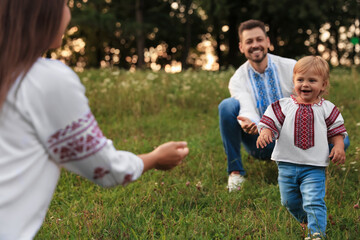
[256,56,347,238]
[0,1,188,239]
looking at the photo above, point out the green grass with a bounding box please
[36,67,360,239]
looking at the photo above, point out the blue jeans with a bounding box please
[277,162,327,236]
[219,98,274,176]
[218,97,350,176]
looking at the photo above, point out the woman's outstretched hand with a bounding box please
[139,141,189,172]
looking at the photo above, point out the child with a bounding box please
[0,1,188,239]
[256,56,347,238]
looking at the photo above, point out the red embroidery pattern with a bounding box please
[271,100,285,125]
[294,104,314,150]
[47,111,107,163]
[260,115,279,136]
[291,95,325,106]
[328,125,347,138]
[93,167,110,179]
[325,106,340,128]
[122,174,133,186]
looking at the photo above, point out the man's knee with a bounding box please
[344,135,350,151]
[218,98,239,116]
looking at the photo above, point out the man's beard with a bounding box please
[247,47,267,63]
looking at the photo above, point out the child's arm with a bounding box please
[256,128,273,149]
[328,135,346,165]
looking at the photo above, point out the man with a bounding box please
[218,19,296,192]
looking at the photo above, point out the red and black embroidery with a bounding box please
[93,167,110,179]
[271,100,285,126]
[260,115,279,136]
[122,174,133,186]
[294,104,314,150]
[47,111,107,163]
[328,125,347,138]
[325,106,340,128]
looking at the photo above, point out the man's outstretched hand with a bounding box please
[237,116,258,135]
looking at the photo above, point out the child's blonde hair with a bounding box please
[293,56,330,96]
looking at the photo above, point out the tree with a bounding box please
[135,0,145,68]
[61,0,359,69]
[70,0,117,67]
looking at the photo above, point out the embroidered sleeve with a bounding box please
[47,111,107,164]
[258,100,285,139]
[259,115,279,138]
[325,106,340,127]
[45,111,144,187]
[23,60,143,187]
[326,106,347,138]
[271,101,285,125]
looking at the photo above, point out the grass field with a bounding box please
[36,67,360,239]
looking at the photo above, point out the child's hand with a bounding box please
[256,128,273,149]
[329,145,346,165]
[328,135,346,165]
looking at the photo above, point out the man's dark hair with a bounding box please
[238,19,267,41]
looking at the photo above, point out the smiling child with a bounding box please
[256,56,348,238]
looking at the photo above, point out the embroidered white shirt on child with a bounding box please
[258,96,347,167]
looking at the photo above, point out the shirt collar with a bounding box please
[291,95,325,106]
[248,54,272,77]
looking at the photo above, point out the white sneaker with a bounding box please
[304,233,322,240]
[227,173,245,192]
[312,232,321,240]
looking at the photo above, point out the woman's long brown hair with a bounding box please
[0,0,64,108]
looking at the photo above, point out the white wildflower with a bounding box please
[183,85,191,91]
[121,82,130,88]
[146,73,156,81]
[103,78,111,85]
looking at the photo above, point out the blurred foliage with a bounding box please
[60,0,360,69]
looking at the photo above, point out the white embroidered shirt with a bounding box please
[258,96,347,167]
[0,58,144,240]
[229,54,296,124]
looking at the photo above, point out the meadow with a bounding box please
[37,67,360,239]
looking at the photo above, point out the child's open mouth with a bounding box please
[301,90,311,93]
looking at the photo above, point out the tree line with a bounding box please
[58,0,360,70]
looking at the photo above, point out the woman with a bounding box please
[0,1,189,239]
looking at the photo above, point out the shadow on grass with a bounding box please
[242,154,279,185]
